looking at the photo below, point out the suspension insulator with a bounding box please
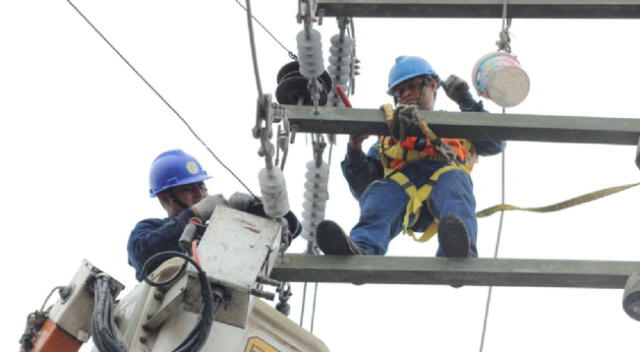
[301,160,330,241]
[328,35,353,84]
[296,29,325,79]
[259,167,290,218]
[327,34,354,106]
[275,61,331,106]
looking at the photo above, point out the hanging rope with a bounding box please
[496,0,512,53]
[479,108,507,352]
[480,2,511,346]
[66,0,256,198]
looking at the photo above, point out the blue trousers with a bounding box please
[350,161,478,256]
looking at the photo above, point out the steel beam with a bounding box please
[283,105,640,145]
[317,0,640,19]
[271,254,640,288]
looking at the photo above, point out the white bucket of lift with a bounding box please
[471,51,530,108]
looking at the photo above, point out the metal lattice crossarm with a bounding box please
[271,254,640,288]
[282,105,640,145]
[317,0,640,19]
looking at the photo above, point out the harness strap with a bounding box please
[388,164,468,242]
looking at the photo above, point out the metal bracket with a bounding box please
[197,206,283,328]
[312,134,327,167]
[47,260,124,343]
[254,94,276,169]
[143,274,190,330]
[297,0,322,26]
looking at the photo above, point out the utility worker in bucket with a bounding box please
[316,56,504,258]
[128,149,301,281]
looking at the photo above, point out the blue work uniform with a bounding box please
[128,208,196,281]
[128,203,302,281]
[341,100,504,256]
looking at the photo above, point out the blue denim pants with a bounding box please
[350,161,478,256]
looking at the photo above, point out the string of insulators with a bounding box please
[259,166,290,218]
[301,160,330,241]
[296,29,324,79]
[327,34,354,106]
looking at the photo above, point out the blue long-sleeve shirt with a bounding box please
[127,203,302,281]
[341,100,505,200]
[128,208,196,281]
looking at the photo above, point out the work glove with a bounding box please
[387,104,420,141]
[191,194,228,221]
[228,192,256,211]
[441,75,474,107]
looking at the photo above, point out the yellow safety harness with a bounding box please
[379,104,474,242]
[388,164,469,242]
[377,104,640,241]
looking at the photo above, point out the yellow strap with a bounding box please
[381,103,394,121]
[381,103,439,141]
[388,164,468,243]
[382,141,423,161]
[476,181,640,218]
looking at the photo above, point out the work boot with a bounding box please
[437,214,471,258]
[316,220,364,255]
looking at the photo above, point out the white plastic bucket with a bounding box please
[471,51,530,108]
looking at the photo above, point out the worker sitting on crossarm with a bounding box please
[316,56,504,258]
[127,149,301,281]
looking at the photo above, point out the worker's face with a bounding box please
[159,182,208,217]
[171,182,208,206]
[393,76,438,111]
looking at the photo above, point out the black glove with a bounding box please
[191,194,228,221]
[441,75,475,108]
[228,192,256,211]
[386,104,420,141]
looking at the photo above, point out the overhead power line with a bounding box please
[66,0,256,198]
[233,0,298,60]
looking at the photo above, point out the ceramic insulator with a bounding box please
[259,167,290,218]
[328,34,353,106]
[300,160,329,241]
[296,29,324,79]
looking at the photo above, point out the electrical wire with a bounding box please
[244,0,263,98]
[40,285,66,311]
[232,0,298,60]
[309,283,319,333]
[66,0,256,198]
[299,280,308,326]
[91,275,127,352]
[479,107,508,352]
[19,285,68,351]
[139,251,222,352]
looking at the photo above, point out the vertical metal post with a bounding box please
[635,136,640,170]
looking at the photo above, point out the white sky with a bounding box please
[2,1,640,351]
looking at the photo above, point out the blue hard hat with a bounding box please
[387,56,438,95]
[148,149,212,197]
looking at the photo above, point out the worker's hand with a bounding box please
[387,104,419,141]
[441,75,473,105]
[348,134,369,151]
[191,194,228,221]
[229,192,256,211]
[394,104,419,122]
